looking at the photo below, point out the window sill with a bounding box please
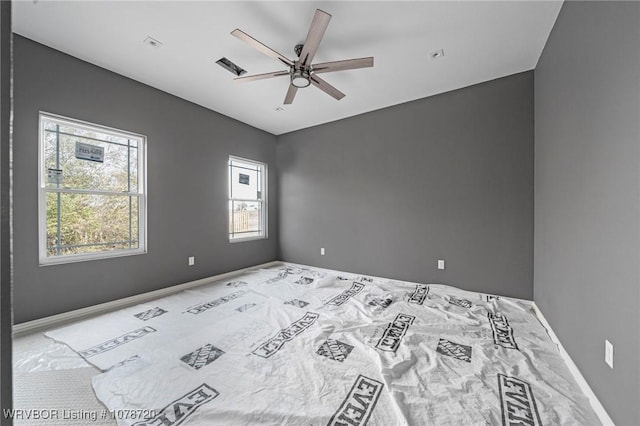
[229,235,267,244]
[39,248,147,266]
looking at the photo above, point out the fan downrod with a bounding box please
[294,44,304,58]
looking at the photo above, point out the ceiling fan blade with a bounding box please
[284,85,298,105]
[231,29,294,67]
[234,70,290,83]
[310,75,345,101]
[312,57,374,74]
[298,9,331,67]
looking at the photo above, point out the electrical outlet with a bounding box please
[321,248,325,256]
[438,259,445,270]
[188,256,195,266]
[605,340,613,369]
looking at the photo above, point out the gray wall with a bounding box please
[1,2,13,424]
[277,72,534,299]
[12,36,278,323]
[534,2,640,424]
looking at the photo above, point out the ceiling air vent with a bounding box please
[143,36,163,48]
[216,57,247,77]
[430,49,445,60]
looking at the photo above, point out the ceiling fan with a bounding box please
[231,9,374,105]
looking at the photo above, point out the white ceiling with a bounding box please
[13,1,562,135]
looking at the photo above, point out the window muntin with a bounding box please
[229,156,267,241]
[39,113,146,264]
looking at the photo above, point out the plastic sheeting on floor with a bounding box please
[45,264,600,426]
[13,332,91,373]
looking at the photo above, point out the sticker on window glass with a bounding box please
[47,168,63,185]
[75,142,104,163]
[239,173,250,185]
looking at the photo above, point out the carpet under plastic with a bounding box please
[45,264,600,425]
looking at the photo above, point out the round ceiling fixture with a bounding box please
[291,69,311,88]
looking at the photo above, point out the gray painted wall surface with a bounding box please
[534,2,640,424]
[278,72,534,299]
[12,36,278,323]
[1,2,13,424]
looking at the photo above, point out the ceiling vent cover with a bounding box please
[143,36,163,48]
[216,57,247,76]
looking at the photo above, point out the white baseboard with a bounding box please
[532,302,614,426]
[13,260,282,336]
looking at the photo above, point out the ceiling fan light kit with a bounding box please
[291,68,311,88]
[231,9,374,104]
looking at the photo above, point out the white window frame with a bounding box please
[38,112,147,265]
[228,155,268,242]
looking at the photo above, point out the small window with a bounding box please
[229,156,267,241]
[38,112,146,264]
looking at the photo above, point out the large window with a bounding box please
[38,112,146,264]
[229,156,267,241]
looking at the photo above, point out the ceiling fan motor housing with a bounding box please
[291,43,311,88]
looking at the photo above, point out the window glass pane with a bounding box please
[129,143,139,192]
[229,200,263,239]
[230,161,260,200]
[40,114,145,262]
[130,196,139,244]
[57,123,131,147]
[43,127,138,193]
[43,120,56,131]
[46,192,139,256]
[228,156,266,241]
